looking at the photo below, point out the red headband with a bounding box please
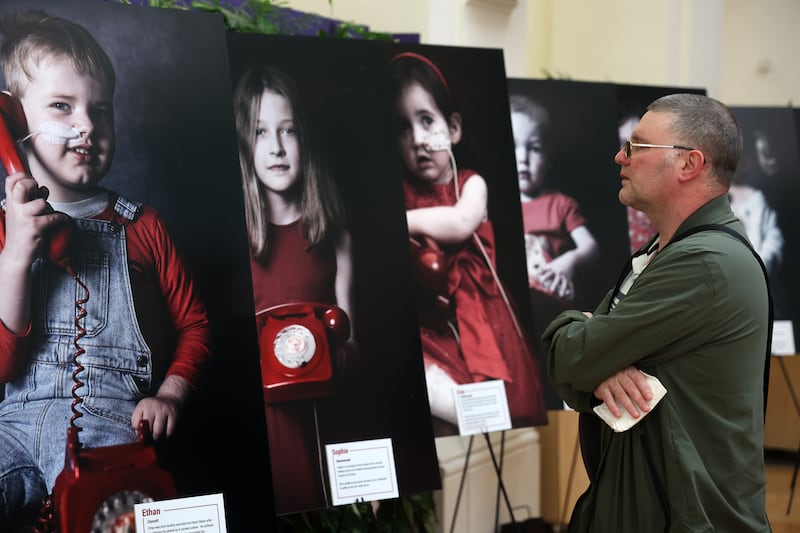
[389,51,450,97]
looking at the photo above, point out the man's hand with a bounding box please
[594,366,653,419]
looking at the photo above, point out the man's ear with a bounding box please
[448,112,462,145]
[677,149,706,182]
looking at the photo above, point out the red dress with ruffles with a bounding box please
[404,169,547,432]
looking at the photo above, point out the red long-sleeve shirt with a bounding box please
[0,192,211,389]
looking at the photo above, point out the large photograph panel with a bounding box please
[225,32,441,515]
[731,106,800,338]
[0,1,271,531]
[386,45,549,435]
[507,78,630,409]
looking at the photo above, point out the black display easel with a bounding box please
[448,431,518,533]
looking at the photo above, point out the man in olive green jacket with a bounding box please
[543,94,771,532]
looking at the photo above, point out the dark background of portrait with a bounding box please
[386,43,551,430]
[0,1,272,530]
[225,32,441,513]
[507,78,631,409]
[615,84,706,133]
[732,107,800,334]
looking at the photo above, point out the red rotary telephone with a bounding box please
[256,302,350,403]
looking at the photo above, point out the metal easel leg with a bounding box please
[482,431,516,531]
[449,435,475,533]
[448,432,519,533]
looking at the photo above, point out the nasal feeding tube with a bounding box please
[21,121,82,145]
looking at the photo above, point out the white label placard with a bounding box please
[454,379,511,435]
[325,438,399,505]
[772,320,796,356]
[134,493,227,532]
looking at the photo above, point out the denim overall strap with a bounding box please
[0,195,151,490]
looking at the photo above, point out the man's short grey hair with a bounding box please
[647,93,742,187]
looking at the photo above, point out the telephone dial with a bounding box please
[256,302,350,403]
[0,91,73,272]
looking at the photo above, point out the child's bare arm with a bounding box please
[333,229,359,376]
[542,225,599,279]
[406,174,488,245]
[334,229,354,327]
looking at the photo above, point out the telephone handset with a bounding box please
[0,91,73,272]
[408,234,453,328]
[34,421,178,533]
[256,302,350,403]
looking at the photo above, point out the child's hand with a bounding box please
[131,375,192,440]
[132,396,181,440]
[536,254,578,300]
[532,265,575,301]
[2,171,69,268]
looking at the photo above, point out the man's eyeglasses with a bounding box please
[622,141,696,159]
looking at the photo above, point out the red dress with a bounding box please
[404,170,547,433]
[249,219,338,514]
[521,189,588,261]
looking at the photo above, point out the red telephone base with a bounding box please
[257,303,349,403]
[50,422,177,533]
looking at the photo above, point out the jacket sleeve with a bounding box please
[542,244,718,410]
[541,310,595,411]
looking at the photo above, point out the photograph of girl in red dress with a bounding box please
[388,46,548,436]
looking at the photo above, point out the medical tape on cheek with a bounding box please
[25,121,82,145]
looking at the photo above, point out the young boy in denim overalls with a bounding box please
[0,9,212,530]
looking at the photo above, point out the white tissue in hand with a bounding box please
[593,371,667,432]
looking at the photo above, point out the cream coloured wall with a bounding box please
[546,1,724,94]
[287,0,429,39]
[288,0,529,74]
[721,0,800,106]
[287,0,800,106]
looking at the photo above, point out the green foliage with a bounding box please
[275,495,438,532]
[540,67,572,80]
[317,20,394,41]
[119,0,393,39]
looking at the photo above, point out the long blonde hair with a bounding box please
[234,65,344,261]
